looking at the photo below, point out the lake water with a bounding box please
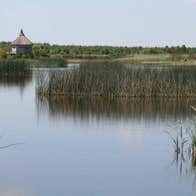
[0,68,196,196]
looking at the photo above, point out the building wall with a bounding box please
[11,45,32,55]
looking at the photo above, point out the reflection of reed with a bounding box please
[36,96,195,120]
[0,143,24,149]
[0,134,24,150]
[0,73,32,87]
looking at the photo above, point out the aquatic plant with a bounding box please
[189,107,196,158]
[166,122,188,164]
[167,106,196,180]
[28,58,66,68]
[192,106,196,112]
[36,61,196,97]
[0,59,30,73]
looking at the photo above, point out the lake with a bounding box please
[0,66,196,196]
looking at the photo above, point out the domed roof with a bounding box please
[11,29,32,46]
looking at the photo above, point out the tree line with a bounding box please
[1,42,196,59]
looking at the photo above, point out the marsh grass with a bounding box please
[0,58,66,73]
[117,54,196,66]
[36,61,196,97]
[27,58,66,68]
[167,107,196,180]
[166,123,188,155]
[0,60,30,73]
[190,109,196,158]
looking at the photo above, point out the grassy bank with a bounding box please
[65,54,196,66]
[2,42,196,66]
[1,53,196,67]
[26,58,66,68]
[0,58,66,70]
[36,61,196,97]
[115,54,196,66]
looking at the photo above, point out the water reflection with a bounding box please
[0,74,33,98]
[169,150,196,187]
[0,70,196,195]
[36,96,196,121]
[0,74,32,88]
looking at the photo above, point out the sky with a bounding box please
[1,0,196,46]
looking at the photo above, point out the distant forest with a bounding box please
[1,42,196,59]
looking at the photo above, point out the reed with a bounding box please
[0,59,30,73]
[166,122,188,155]
[166,106,196,178]
[28,58,66,68]
[190,108,196,158]
[36,61,196,97]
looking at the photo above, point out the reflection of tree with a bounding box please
[36,96,195,121]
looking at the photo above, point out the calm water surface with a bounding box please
[0,69,196,196]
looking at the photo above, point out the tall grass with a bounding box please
[166,107,196,178]
[0,60,30,73]
[189,108,196,158]
[28,58,66,68]
[36,61,196,97]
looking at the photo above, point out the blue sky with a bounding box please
[1,0,196,46]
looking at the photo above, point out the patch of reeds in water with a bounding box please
[28,58,66,68]
[0,60,30,74]
[190,110,196,158]
[166,107,196,183]
[36,62,196,97]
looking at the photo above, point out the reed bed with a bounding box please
[0,60,30,73]
[190,109,196,157]
[28,58,66,68]
[166,107,196,178]
[36,61,196,97]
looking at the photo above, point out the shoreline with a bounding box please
[67,54,196,66]
[1,54,196,67]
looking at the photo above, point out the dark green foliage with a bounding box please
[0,60,30,73]
[28,58,66,68]
[1,42,196,59]
[33,44,196,59]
